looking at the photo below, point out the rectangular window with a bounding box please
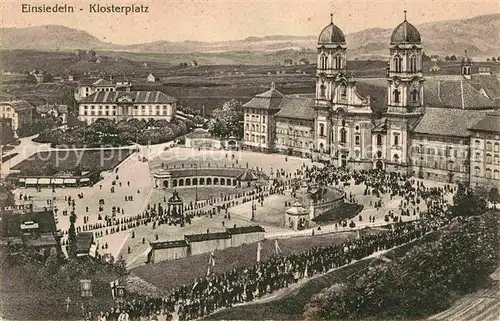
[355,135,360,145]
[393,133,399,146]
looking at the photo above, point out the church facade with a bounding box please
[243,13,500,189]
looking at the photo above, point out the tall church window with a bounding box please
[393,133,400,146]
[410,55,417,72]
[340,128,347,143]
[393,90,400,103]
[393,154,400,163]
[320,55,328,69]
[334,55,342,69]
[376,134,383,146]
[394,55,402,72]
[319,123,325,137]
[320,84,326,98]
[411,89,419,103]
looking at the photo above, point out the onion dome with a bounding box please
[390,11,421,44]
[462,50,472,64]
[318,14,346,44]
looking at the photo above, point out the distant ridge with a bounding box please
[1,14,498,58]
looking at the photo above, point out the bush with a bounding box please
[304,212,499,320]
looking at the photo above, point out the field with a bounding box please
[131,229,380,293]
[11,148,135,173]
[202,230,443,320]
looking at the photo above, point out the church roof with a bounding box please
[390,15,421,44]
[469,111,500,133]
[318,22,346,45]
[412,108,492,137]
[274,95,315,120]
[357,77,498,110]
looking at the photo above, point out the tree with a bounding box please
[492,57,497,62]
[488,187,499,206]
[445,56,450,61]
[451,183,487,217]
[89,50,96,57]
[450,55,457,61]
[487,58,491,62]
[68,214,78,258]
[208,100,243,139]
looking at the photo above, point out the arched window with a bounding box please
[494,142,499,152]
[475,152,481,161]
[319,142,324,150]
[376,151,382,158]
[448,160,454,171]
[340,128,347,143]
[474,166,480,177]
[393,90,400,103]
[334,55,342,69]
[486,153,492,164]
[320,84,326,98]
[411,89,419,103]
[475,140,481,149]
[485,168,492,178]
[410,55,417,72]
[494,170,499,180]
[393,154,400,163]
[319,123,325,137]
[418,144,424,153]
[394,55,402,72]
[355,150,360,158]
[376,134,383,146]
[494,154,499,165]
[320,55,328,69]
[486,142,492,151]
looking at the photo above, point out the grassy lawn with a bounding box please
[12,148,135,173]
[131,230,370,293]
[202,229,444,320]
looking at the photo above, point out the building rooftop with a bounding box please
[0,100,34,111]
[243,84,284,110]
[185,232,231,243]
[150,239,188,250]
[469,111,500,133]
[80,91,177,104]
[226,225,265,235]
[412,108,492,137]
[274,95,315,120]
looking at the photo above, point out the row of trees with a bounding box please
[304,211,499,320]
[34,117,194,147]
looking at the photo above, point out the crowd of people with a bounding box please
[87,165,456,321]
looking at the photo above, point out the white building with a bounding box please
[78,91,177,125]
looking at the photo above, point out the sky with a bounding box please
[0,0,498,44]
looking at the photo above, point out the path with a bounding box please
[428,267,500,321]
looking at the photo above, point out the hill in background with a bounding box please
[1,14,498,60]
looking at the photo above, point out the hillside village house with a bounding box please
[78,91,177,125]
[243,13,500,189]
[283,59,294,66]
[75,78,132,101]
[0,100,34,132]
[147,73,159,82]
